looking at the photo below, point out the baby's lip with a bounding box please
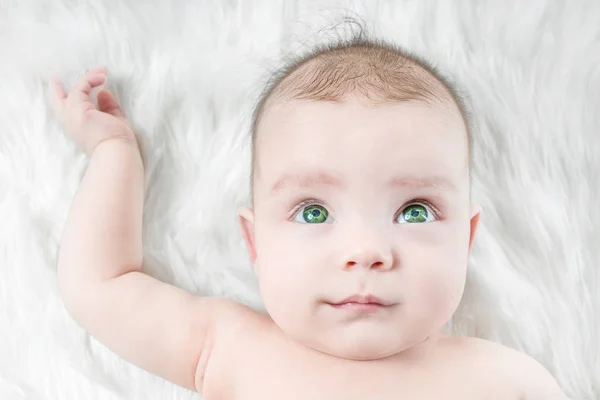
[331,294,394,307]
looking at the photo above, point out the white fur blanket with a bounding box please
[0,1,597,399]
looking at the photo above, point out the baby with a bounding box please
[49,33,568,399]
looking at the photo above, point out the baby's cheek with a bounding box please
[258,261,317,342]
[417,263,466,316]
[258,249,308,312]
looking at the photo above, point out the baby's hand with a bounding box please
[49,66,137,156]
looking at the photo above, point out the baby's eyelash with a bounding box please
[397,199,441,219]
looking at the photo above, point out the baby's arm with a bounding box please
[52,68,251,393]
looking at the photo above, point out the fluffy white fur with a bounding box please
[0,1,597,399]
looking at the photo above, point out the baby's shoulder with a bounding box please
[456,335,525,360]
[450,336,566,399]
[460,336,545,372]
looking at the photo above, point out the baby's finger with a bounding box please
[70,67,108,104]
[49,74,67,114]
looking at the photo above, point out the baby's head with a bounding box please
[238,31,481,360]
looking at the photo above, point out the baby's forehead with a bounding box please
[259,97,467,151]
[263,94,463,129]
[254,98,469,195]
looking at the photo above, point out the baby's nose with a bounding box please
[342,246,394,271]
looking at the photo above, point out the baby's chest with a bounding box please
[229,352,516,400]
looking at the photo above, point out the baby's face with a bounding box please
[239,96,480,360]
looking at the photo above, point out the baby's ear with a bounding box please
[238,207,257,266]
[468,204,482,254]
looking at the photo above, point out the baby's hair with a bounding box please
[249,17,474,200]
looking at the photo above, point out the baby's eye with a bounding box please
[396,203,436,224]
[293,204,330,224]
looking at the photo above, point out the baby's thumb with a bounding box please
[97,89,124,119]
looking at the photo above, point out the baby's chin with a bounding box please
[287,323,433,361]
[316,342,402,361]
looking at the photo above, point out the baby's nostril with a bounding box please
[346,260,386,268]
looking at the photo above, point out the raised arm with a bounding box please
[50,67,253,393]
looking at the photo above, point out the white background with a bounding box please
[0,1,597,399]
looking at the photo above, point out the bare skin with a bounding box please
[204,317,560,400]
[50,67,568,399]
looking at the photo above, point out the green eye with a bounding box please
[295,204,329,224]
[397,204,435,224]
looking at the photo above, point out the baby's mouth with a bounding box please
[326,294,396,313]
[328,302,394,313]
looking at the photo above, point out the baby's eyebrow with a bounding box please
[388,175,458,192]
[270,169,457,193]
[271,170,343,193]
